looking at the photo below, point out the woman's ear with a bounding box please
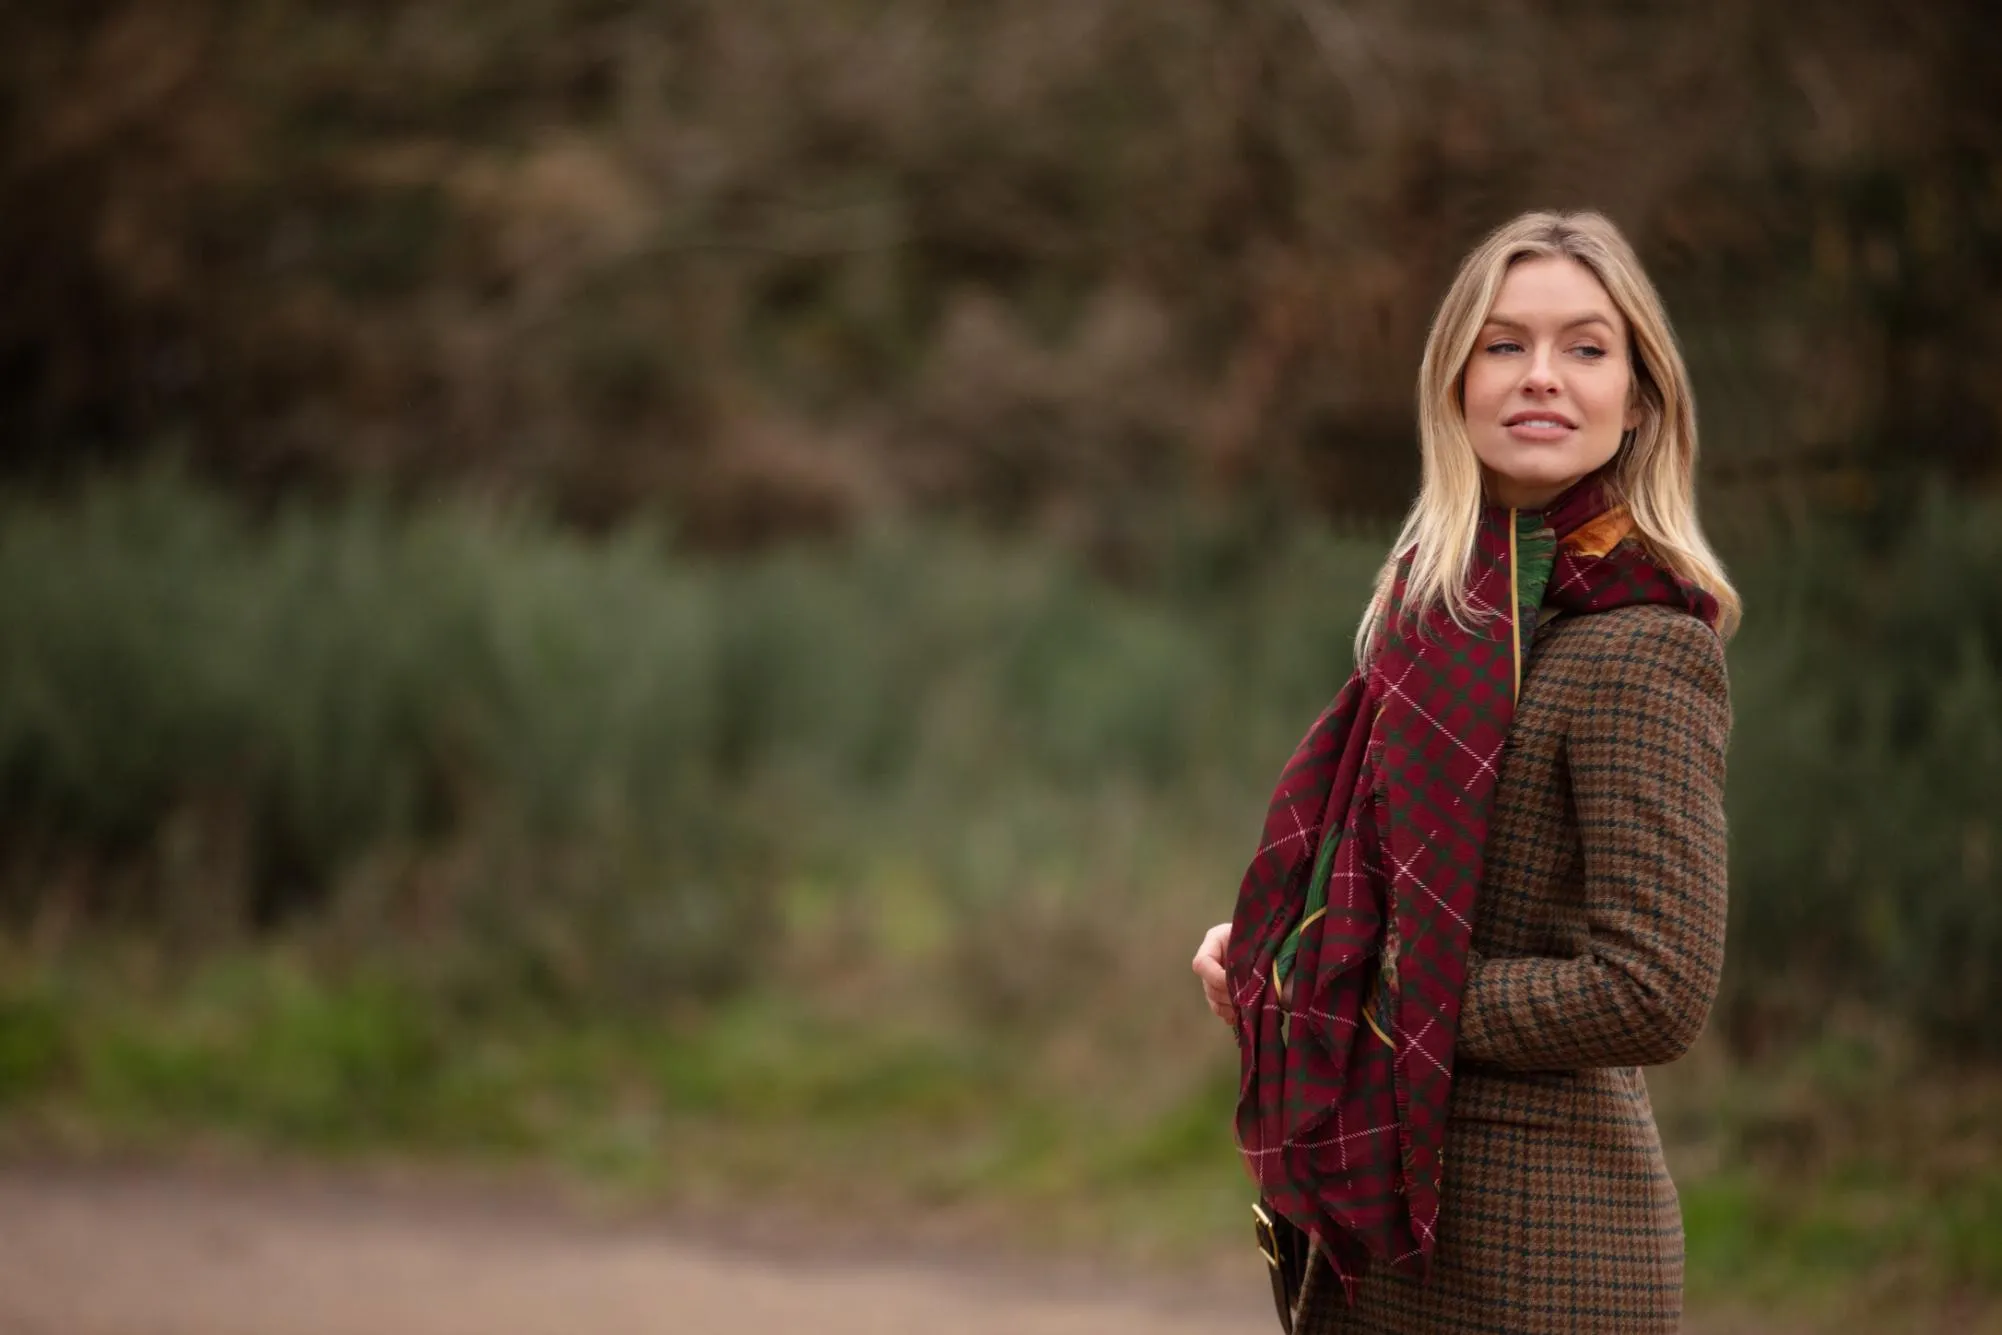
[1625,347,1651,433]
[1622,377,1652,435]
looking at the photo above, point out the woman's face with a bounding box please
[1461,256,1639,510]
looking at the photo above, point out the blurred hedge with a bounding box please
[0,469,1373,1009]
[3,473,1998,1055]
[1723,492,2002,1054]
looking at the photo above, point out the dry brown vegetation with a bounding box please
[3,0,1998,542]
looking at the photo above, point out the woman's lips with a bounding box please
[1505,419,1574,443]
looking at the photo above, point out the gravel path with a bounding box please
[0,1161,1276,1335]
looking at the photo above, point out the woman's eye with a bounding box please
[1572,345,1607,359]
[1485,340,1522,355]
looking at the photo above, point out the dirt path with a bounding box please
[0,1161,1275,1335]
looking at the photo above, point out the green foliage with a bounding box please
[0,989,64,1106]
[76,961,442,1146]
[6,471,2002,1053]
[1723,488,2002,1055]
[0,472,761,999]
[0,471,1373,1011]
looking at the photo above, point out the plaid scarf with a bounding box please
[1225,474,1718,1300]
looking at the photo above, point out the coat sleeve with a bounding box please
[1455,611,1732,1070]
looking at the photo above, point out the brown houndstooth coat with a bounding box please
[1293,602,1732,1334]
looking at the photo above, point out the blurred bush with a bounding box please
[3,472,1998,1056]
[0,469,1371,1013]
[2,1,1997,539]
[1724,488,2002,1056]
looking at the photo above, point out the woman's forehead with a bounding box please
[1484,257,1624,331]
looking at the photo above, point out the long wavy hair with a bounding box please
[1356,210,1742,664]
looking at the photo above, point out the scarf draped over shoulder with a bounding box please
[1224,473,1718,1301]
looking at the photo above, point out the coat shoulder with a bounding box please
[1528,605,1730,728]
[1541,604,1725,677]
[1548,601,1717,649]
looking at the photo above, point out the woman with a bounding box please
[1189,210,1738,1334]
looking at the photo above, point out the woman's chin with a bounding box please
[1483,467,1580,508]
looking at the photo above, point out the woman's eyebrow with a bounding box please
[1482,312,1617,332]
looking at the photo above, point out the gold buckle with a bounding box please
[1252,1202,1281,1269]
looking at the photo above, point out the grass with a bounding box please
[1683,1169,2002,1302]
[5,941,2002,1331]
[0,942,1248,1248]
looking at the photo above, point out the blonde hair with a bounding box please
[1355,210,1741,664]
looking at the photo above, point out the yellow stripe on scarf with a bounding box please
[1509,508,1524,700]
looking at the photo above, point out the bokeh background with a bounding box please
[3,1,2000,1329]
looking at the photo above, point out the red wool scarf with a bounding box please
[1225,475,1718,1300]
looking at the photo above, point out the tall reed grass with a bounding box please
[2,471,1997,1055]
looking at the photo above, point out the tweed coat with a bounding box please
[1291,601,1732,1335]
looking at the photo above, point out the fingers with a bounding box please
[1191,921,1237,1026]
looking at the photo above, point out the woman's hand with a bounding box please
[1191,921,1237,1027]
